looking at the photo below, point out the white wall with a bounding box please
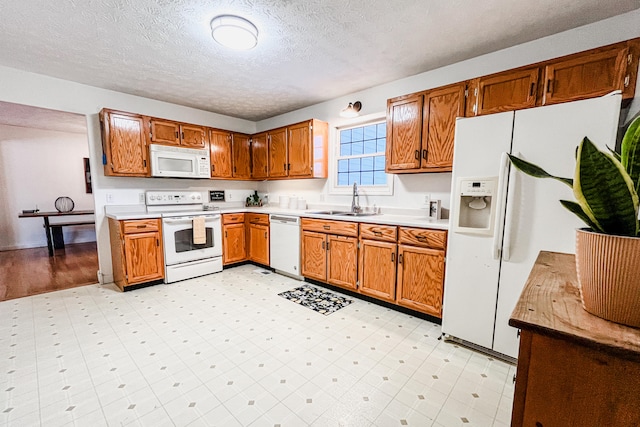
[0,9,639,282]
[0,125,96,250]
[256,9,640,215]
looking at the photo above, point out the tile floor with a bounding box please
[0,265,515,426]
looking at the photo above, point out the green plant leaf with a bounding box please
[574,137,639,236]
[621,116,640,194]
[559,200,600,230]
[507,154,573,187]
[606,145,621,161]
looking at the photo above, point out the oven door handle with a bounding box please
[163,217,218,224]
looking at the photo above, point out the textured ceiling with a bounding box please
[0,0,638,121]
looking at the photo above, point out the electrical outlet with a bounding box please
[139,193,145,204]
[106,193,114,203]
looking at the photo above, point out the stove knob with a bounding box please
[196,195,201,200]
[191,195,195,200]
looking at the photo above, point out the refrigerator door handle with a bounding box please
[492,152,510,260]
[502,151,520,262]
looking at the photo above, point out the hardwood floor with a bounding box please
[0,242,99,301]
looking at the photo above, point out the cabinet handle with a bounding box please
[322,241,325,250]
[233,166,237,173]
[398,254,403,264]
[422,149,427,160]
[414,150,420,160]
[143,159,147,167]
[326,241,330,250]
[284,163,286,171]
[287,163,291,171]
[546,79,553,94]
[211,164,215,172]
[175,131,179,139]
[391,252,395,263]
[374,231,382,237]
[264,231,267,239]
[181,131,185,139]
[417,236,427,242]
[529,82,535,97]
[136,225,146,228]
[225,230,228,237]
[156,238,159,246]
[323,225,330,230]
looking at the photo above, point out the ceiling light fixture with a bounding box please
[210,15,258,50]
[340,101,362,118]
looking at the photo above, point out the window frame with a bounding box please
[329,116,394,196]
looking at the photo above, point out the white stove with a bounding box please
[146,191,223,283]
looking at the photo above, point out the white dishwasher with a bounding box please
[269,214,302,279]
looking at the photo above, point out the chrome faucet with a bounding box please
[351,182,362,213]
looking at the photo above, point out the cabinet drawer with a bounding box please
[246,213,269,225]
[223,213,245,224]
[360,223,397,242]
[301,218,358,237]
[399,227,446,249]
[122,219,160,234]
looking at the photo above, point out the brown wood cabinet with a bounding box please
[469,68,539,116]
[246,213,269,265]
[542,46,630,105]
[108,218,164,290]
[275,120,328,179]
[232,133,252,179]
[510,252,640,427]
[359,239,397,302]
[386,83,465,173]
[251,132,269,179]
[209,129,233,178]
[395,227,446,318]
[100,109,149,177]
[222,213,246,265]
[149,118,207,148]
[268,127,288,178]
[301,218,358,290]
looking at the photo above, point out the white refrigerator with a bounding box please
[441,94,622,359]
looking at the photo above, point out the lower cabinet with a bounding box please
[108,218,164,291]
[301,219,359,291]
[246,213,270,265]
[302,218,447,318]
[222,213,246,265]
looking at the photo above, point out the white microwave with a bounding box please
[150,144,210,179]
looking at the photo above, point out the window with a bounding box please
[334,121,392,194]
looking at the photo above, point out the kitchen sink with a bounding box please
[307,210,378,217]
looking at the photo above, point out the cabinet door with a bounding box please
[386,94,423,171]
[248,223,269,265]
[359,239,396,302]
[232,133,252,179]
[103,111,149,176]
[223,223,246,264]
[474,68,539,116]
[150,119,180,145]
[209,129,233,178]
[327,235,358,291]
[287,121,312,177]
[124,231,164,284]
[543,47,629,105]
[251,132,269,179]
[301,230,326,281]
[422,83,465,170]
[396,244,445,318]
[180,124,207,148]
[268,127,288,178]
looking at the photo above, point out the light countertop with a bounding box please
[106,205,449,229]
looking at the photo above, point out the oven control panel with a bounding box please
[146,191,203,206]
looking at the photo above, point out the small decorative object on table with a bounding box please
[54,197,75,213]
[245,190,262,207]
[508,116,640,328]
[429,199,442,220]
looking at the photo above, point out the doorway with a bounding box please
[0,101,99,300]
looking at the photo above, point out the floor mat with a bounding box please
[278,284,353,315]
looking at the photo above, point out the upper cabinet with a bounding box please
[268,127,288,178]
[100,109,149,177]
[386,82,466,173]
[232,133,252,179]
[468,68,539,116]
[542,46,630,105]
[209,128,233,178]
[149,118,207,148]
[251,132,269,180]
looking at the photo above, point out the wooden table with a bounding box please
[18,210,94,256]
[509,251,640,427]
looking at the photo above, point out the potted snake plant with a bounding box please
[508,115,640,328]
